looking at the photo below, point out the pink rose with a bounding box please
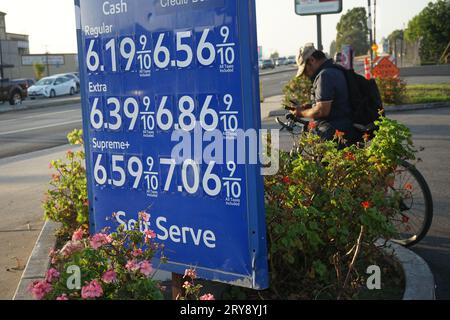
[56,294,69,301]
[48,248,56,257]
[125,260,139,272]
[182,281,192,289]
[132,249,143,257]
[200,294,215,300]
[81,280,103,299]
[184,268,197,280]
[29,280,52,300]
[144,230,156,243]
[139,211,150,222]
[45,268,60,283]
[72,228,85,241]
[102,270,117,284]
[139,261,153,277]
[61,240,84,257]
[90,233,113,250]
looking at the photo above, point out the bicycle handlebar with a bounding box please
[276,113,310,133]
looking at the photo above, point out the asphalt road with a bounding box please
[0,104,82,159]
[389,108,450,299]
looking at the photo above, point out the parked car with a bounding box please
[0,78,31,105]
[287,56,297,65]
[261,59,275,70]
[54,73,80,93]
[276,57,288,66]
[28,75,77,99]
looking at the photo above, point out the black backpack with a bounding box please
[326,64,384,128]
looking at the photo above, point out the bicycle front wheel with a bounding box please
[388,160,433,247]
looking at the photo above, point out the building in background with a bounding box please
[0,11,78,80]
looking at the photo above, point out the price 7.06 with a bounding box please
[93,154,242,200]
[86,26,235,73]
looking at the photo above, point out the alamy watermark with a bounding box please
[170,124,281,176]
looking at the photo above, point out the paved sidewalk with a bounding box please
[0,145,77,299]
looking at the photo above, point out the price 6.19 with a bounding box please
[86,26,235,73]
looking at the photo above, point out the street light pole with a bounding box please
[367,0,374,67]
[0,39,4,79]
[374,0,377,48]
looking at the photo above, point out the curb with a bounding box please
[266,100,450,118]
[0,97,81,114]
[15,220,436,300]
[384,101,450,113]
[381,241,436,300]
[260,67,297,77]
[13,220,60,300]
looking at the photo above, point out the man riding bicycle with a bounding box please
[289,44,360,146]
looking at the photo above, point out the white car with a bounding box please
[28,75,77,99]
[53,73,80,93]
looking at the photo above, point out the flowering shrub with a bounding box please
[264,116,415,299]
[43,129,88,239]
[282,75,312,107]
[376,77,407,105]
[29,213,167,300]
[176,268,215,301]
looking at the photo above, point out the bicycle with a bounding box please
[275,113,433,247]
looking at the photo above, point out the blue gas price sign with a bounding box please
[75,0,268,289]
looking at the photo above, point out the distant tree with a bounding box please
[336,7,370,56]
[387,29,404,54]
[329,40,337,58]
[404,0,450,64]
[33,63,46,80]
[270,51,279,60]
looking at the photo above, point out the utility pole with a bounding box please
[367,0,373,66]
[374,0,377,53]
[0,39,4,79]
[45,45,50,77]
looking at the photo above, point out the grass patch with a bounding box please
[405,83,450,104]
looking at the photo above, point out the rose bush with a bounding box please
[263,116,415,299]
[282,75,312,107]
[376,77,407,105]
[31,211,216,300]
[43,129,88,239]
[29,213,167,300]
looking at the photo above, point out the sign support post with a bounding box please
[295,0,342,52]
[316,14,323,51]
[171,273,183,300]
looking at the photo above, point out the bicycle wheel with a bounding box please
[388,160,433,247]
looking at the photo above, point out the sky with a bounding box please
[0,0,436,57]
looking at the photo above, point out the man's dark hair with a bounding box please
[311,50,327,61]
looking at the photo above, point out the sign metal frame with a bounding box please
[74,0,269,290]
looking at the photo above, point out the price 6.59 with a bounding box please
[94,154,143,189]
